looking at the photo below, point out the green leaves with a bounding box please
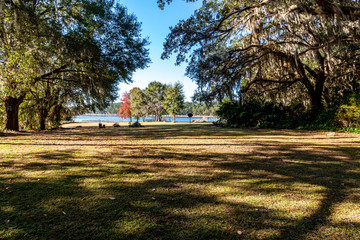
[0,0,150,130]
[163,82,185,118]
[163,0,360,115]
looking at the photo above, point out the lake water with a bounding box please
[74,115,219,123]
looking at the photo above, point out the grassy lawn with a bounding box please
[1,123,359,240]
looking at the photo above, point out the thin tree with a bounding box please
[117,92,132,124]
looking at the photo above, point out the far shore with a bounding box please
[61,121,211,128]
[81,113,217,118]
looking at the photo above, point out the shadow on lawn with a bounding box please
[1,126,359,239]
[214,144,360,239]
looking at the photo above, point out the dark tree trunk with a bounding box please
[309,91,324,115]
[173,114,176,123]
[38,107,49,130]
[4,94,26,131]
[300,74,324,115]
[309,76,325,115]
[295,53,325,116]
[53,104,63,126]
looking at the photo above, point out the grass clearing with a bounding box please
[1,122,359,239]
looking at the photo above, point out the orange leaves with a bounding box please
[117,91,132,119]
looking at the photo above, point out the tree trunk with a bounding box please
[309,92,324,115]
[38,107,49,130]
[173,114,176,123]
[301,76,324,115]
[4,94,26,131]
[309,76,325,115]
[53,104,63,127]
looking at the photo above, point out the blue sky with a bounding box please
[117,0,202,101]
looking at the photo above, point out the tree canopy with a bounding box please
[129,87,147,122]
[163,82,185,122]
[162,0,360,115]
[0,0,149,130]
[145,81,167,121]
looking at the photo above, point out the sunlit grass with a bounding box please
[0,123,359,239]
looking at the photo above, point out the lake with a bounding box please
[74,115,219,123]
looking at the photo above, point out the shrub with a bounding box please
[215,100,302,129]
[335,95,360,128]
[215,100,339,131]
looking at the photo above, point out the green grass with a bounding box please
[1,123,359,239]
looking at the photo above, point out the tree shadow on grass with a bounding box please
[1,127,359,239]
[212,143,360,239]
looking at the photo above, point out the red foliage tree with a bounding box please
[117,92,132,123]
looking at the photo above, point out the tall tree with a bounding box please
[145,81,166,121]
[162,0,360,115]
[0,0,149,130]
[163,82,185,122]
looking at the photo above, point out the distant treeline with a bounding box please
[93,102,218,116]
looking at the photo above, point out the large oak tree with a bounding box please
[162,0,360,114]
[0,0,149,130]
